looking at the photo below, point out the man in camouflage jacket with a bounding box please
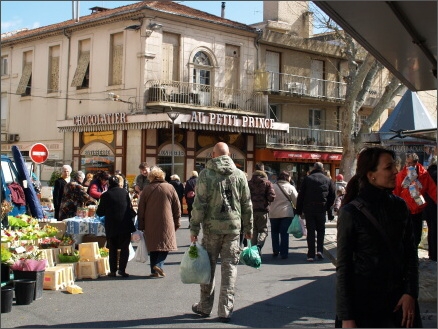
[248,162,276,254]
[190,142,253,323]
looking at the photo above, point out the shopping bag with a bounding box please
[299,216,307,236]
[287,214,303,238]
[239,240,261,269]
[133,231,148,263]
[180,242,211,284]
[128,242,135,261]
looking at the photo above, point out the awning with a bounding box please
[180,122,275,134]
[314,1,437,91]
[273,150,342,161]
[58,121,169,133]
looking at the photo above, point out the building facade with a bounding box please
[1,1,435,186]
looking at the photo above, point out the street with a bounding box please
[2,216,337,328]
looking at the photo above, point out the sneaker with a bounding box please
[148,273,163,279]
[192,303,210,317]
[307,257,314,262]
[117,271,129,277]
[153,265,166,277]
[316,252,324,260]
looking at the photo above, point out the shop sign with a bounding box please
[158,144,185,157]
[73,112,127,126]
[189,111,275,129]
[273,151,342,161]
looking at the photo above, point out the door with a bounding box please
[266,51,280,91]
[310,60,324,97]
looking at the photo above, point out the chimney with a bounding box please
[221,2,225,18]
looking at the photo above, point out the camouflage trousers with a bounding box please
[198,233,241,318]
[250,211,269,249]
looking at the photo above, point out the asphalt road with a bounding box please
[2,216,337,328]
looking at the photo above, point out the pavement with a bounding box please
[323,220,437,328]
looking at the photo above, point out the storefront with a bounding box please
[58,111,290,183]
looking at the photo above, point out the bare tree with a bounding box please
[312,6,406,179]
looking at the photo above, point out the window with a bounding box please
[1,56,8,76]
[192,51,212,106]
[16,52,33,96]
[48,45,60,93]
[162,32,180,82]
[71,39,91,89]
[225,44,240,91]
[109,33,123,85]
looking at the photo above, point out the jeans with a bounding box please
[149,251,169,273]
[305,212,326,258]
[270,217,292,258]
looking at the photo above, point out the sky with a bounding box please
[1,1,265,34]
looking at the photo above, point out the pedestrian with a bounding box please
[58,181,97,220]
[332,186,345,219]
[269,171,298,259]
[96,176,136,277]
[115,169,129,191]
[190,142,253,323]
[134,162,150,196]
[137,167,181,278]
[184,171,198,227]
[83,172,94,187]
[169,174,185,214]
[53,164,72,220]
[393,152,436,248]
[422,155,437,261]
[74,171,86,186]
[336,147,421,328]
[335,174,347,190]
[87,171,110,200]
[247,162,276,255]
[295,162,335,261]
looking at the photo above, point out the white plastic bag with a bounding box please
[134,231,148,263]
[299,216,307,236]
[180,242,211,284]
[128,242,135,261]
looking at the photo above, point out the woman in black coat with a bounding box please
[336,147,420,328]
[96,176,136,277]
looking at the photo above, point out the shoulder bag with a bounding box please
[277,183,294,209]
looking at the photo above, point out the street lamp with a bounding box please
[167,110,180,175]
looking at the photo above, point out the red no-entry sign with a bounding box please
[29,143,49,164]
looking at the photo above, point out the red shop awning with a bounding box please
[273,151,342,161]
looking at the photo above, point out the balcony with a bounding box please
[145,80,267,115]
[257,127,343,152]
[255,71,347,102]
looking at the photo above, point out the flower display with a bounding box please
[39,237,61,249]
[8,214,38,228]
[9,243,46,271]
[99,247,109,257]
[1,246,13,265]
[43,225,59,237]
[60,235,75,246]
[1,200,13,219]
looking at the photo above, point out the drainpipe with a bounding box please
[63,28,71,163]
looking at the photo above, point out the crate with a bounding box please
[59,245,74,255]
[56,263,77,280]
[56,265,74,287]
[97,257,110,276]
[77,261,99,279]
[39,249,54,267]
[43,267,66,291]
[78,242,100,261]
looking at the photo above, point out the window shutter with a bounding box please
[71,51,90,87]
[111,45,123,85]
[16,63,32,95]
[49,56,60,92]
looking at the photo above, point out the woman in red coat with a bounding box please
[137,167,181,278]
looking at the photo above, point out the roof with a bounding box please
[379,90,436,133]
[1,1,256,43]
[314,1,437,91]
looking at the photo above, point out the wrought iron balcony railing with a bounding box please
[259,127,343,150]
[145,80,267,114]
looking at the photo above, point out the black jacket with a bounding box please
[336,183,419,323]
[96,187,136,238]
[169,180,184,200]
[295,169,335,215]
[184,176,197,204]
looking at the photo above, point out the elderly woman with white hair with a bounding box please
[53,164,72,220]
[169,174,185,213]
[137,167,181,278]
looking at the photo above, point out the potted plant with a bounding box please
[1,246,13,283]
